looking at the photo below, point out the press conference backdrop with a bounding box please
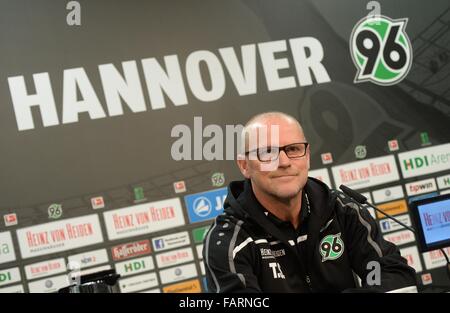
[0,0,449,293]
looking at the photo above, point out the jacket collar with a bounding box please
[224,177,336,243]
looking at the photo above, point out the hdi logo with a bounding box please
[123,260,147,273]
[403,156,429,171]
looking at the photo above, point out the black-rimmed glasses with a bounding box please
[245,142,309,162]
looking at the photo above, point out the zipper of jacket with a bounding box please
[304,192,313,292]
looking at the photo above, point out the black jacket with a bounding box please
[203,177,417,292]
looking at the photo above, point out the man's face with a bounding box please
[237,117,310,200]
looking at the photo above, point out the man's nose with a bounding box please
[277,150,291,167]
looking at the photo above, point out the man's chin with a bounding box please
[271,187,301,200]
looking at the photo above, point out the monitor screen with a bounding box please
[410,194,450,252]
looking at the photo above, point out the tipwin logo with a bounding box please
[350,15,412,85]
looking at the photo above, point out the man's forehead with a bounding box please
[246,119,304,136]
[244,122,305,150]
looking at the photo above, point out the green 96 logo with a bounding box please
[350,15,412,85]
[320,233,344,262]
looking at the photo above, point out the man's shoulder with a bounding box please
[203,213,257,261]
[204,213,255,246]
[330,189,352,205]
[207,213,251,236]
[330,189,375,223]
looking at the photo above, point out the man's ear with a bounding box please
[236,157,250,179]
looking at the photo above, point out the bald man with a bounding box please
[203,112,417,293]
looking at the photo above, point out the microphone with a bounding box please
[339,185,368,204]
[339,184,416,234]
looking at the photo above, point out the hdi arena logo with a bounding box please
[350,15,413,85]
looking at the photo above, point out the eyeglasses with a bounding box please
[245,142,309,162]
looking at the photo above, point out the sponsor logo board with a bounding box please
[372,185,404,204]
[156,247,194,269]
[0,267,21,287]
[28,274,69,293]
[103,198,185,240]
[112,239,151,261]
[152,231,190,252]
[115,256,154,277]
[159,263,197,285]
[0,231,16,264]
[332,155,399,190]
[405,178,437,196]
[16,214,103,259]
[68,248,109,269]
[398,143,450,179]
[25,258,66,280]
[379,214,412,233]
[422,247,450,270]
[162,279,201,293]
[383,230,415,246]
[119,272,158,293]
[184,188,227,223]
[376,200,408,218]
